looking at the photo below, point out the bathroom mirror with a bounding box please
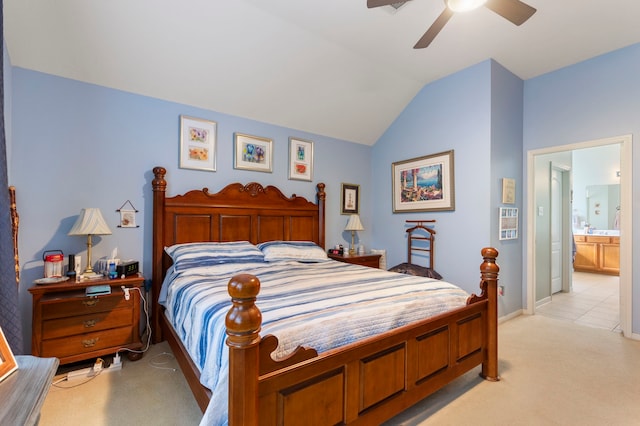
[586,184,620,230]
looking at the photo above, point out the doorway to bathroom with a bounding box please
[526,135,632,337]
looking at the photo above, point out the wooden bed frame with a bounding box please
[151,166,499,425]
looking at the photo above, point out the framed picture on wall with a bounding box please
[179,115,217,172]
[502,178,516,204]
[234,133,273,173]
[392,150,455,212]
[288,137,313,181]
[499,207,518,240]
[341,183,359,215]
[0,327,18,383]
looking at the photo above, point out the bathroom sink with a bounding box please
[589,230,620,236]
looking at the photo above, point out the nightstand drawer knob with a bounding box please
[83,319,97,328]
[82,299,99,307]
[82,338,99,348]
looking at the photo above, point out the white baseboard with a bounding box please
[499,309,523,324]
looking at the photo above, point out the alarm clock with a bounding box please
[116,260,139,277]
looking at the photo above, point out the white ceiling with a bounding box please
[5,0,640,145]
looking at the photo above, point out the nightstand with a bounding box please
[29,274,144,365]
[328,253,382,269]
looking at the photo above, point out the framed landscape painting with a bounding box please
[392,150,455,212]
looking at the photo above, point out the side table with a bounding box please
[327,252,382,268]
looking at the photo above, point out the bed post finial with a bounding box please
[480,247,499,382]
[226,273,262,426]
[152,166,167,191]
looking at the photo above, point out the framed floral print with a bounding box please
[288,137,313,181]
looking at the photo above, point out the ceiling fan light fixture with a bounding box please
[445,0,488,12]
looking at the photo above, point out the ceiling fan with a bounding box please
[367,0,537,49]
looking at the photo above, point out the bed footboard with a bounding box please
[227,247,499,425]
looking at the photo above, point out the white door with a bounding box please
[550,168,563,294]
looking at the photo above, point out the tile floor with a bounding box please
[536,271,620,332]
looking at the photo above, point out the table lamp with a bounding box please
[68,208,112,278]
[344,214,364,255]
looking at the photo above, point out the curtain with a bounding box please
[0,0,24,354]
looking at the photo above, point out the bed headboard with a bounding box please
[151,166,326,341]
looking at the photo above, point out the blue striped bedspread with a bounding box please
[160,259,469,426]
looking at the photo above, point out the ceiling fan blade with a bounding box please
[414,7,454,49]
[484,0,536,26]
[367,0,408,8]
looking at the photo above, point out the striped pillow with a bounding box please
[257,241,328,263]
[165,241,264,271]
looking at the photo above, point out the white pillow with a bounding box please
[165,241,264,271]
[257,241,328,263]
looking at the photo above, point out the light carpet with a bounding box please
[40,342,202,425]
[40,314,640,425]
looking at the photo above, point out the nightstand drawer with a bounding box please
[328,253,381,268]
[351,256,381,268]
[41,295,131,319]
[42,308,133,339]
[40,326,135,359]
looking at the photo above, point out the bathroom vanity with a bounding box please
[573,233,620,275]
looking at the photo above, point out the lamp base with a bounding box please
[350,231,357,256]
[81,270,103,280]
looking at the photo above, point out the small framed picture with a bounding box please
[116,200,139,228]
[502,178,516,204]
[0,327,18,383]
[341,183,360,215]
[499,207,519,240]
[288,137,313,181]
[179,115,217,172]
[234,133,273,173]
[119,210,137,228]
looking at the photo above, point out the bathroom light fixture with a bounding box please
[68,208,112,278]
[446,0,487,12]
[344,214,364,256]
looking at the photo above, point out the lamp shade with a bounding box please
[446,0,487,12]
[344,214,364,232]
[68,208,112,236]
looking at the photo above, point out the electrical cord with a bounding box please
[115,286,152,356]
[52,359,105,389]
[52,373,102,389]
[148,351,177,372]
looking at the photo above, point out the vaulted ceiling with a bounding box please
[5,1,640,145]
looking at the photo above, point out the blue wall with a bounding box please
[523,43,640,333]
[489,61,524,316]
[371,60,493,294]
[371,59,525,317]
[10,69,372,350]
